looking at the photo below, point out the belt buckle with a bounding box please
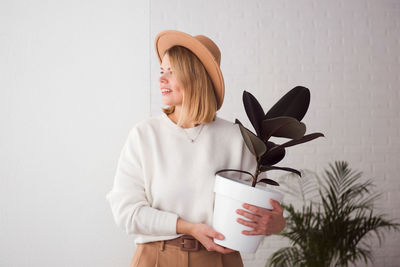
[180,235,200,252]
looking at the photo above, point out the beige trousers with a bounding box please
[130,241,244,267]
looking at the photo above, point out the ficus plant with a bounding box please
[217,86,325,187]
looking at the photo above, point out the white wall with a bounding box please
[1,0,399,266]
[0,0,149,266]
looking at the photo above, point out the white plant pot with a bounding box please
[212,172,284,253]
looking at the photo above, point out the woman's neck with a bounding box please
[168,106,199,128]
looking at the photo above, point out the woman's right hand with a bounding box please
[177,217,236,254]
[189,223,237,254]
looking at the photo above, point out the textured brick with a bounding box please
[150,0,400,266]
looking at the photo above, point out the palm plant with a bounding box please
[267,161,399,267]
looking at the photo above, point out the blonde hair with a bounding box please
[162,46,218,126]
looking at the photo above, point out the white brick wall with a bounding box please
[151,0,400,266]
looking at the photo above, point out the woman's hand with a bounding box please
[177,218,236,254]
[235,199,286,236]
[190,223,237,254]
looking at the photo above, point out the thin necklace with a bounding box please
[182,124,205,143]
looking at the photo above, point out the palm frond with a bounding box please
[267,160,399,267]
[277,169,321,204]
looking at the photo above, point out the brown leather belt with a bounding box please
[164,235,206,251]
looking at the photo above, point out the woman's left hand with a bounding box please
[235,199,286,236]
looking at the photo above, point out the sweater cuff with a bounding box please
[154,209,179,235]
[137,206,179,236]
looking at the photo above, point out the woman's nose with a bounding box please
[159,74,167,83]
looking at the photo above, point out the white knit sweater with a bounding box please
[106,113,256,244]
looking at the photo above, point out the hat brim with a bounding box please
[154,30,224,110]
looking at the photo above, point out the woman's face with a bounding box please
[159,53,183,107]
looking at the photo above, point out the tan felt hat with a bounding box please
[154,30,225,110]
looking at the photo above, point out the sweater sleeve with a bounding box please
[106,127,178,236]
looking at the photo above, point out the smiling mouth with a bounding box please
[161,88,172,95]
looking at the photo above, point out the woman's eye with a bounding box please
[160,71,173,75]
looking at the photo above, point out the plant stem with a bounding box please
[252,160,261,187]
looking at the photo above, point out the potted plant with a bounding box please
[212,86,325,253]
[267,161,400,267]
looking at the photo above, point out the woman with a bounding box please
[106,30,285,267]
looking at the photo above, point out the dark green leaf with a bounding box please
[242,91,265,137]
[265,86,310,121]
[260,165,302,177]
[261,116,306,141]
[260,141,286,166]
[235,119,266,158]
[271,132,325,151]
[258,178,280,186]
